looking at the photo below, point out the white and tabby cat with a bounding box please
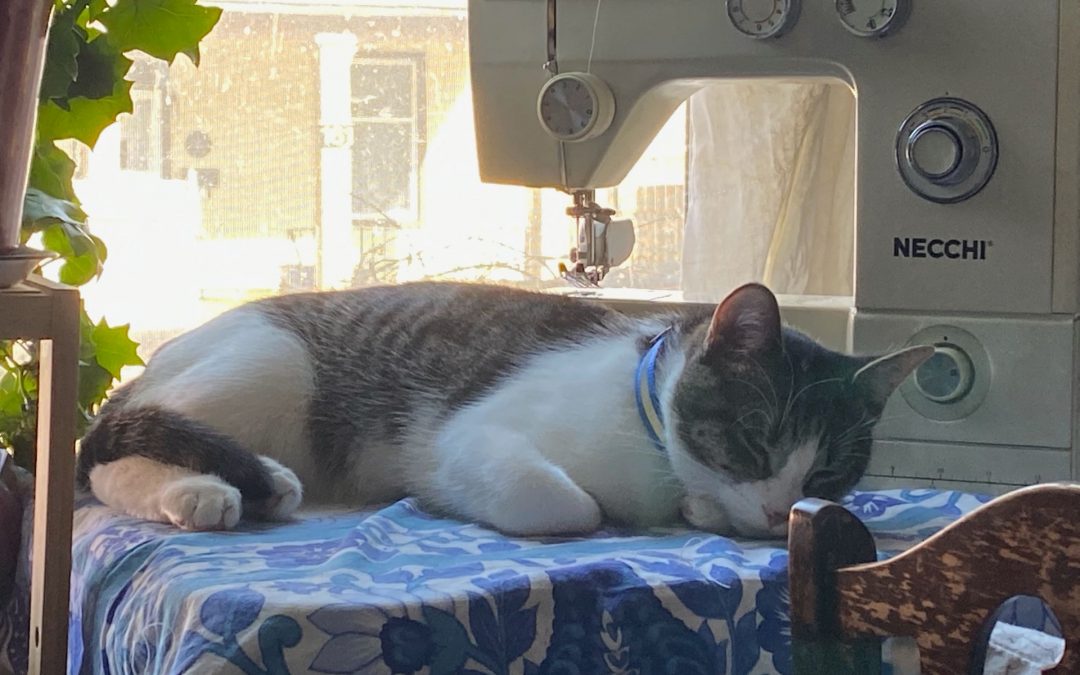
[77,282,931,538]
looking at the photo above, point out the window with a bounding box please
[350,56,423,226]
[119,60,167,174]
[62,0,853,369]
[58,139,91,180]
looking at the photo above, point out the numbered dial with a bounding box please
[896,98,998,204]
[536,72,616,143]
[835,0,909,38]
[914,345,974,404]
[727,0,801,39]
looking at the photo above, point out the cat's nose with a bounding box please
[763,507,788,529]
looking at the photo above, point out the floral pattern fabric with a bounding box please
[1,489,992,674]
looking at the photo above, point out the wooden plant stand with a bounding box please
[0,276,79,675]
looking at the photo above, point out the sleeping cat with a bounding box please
[76,281,931,538]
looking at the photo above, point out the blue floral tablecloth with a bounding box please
[1,489,992,674]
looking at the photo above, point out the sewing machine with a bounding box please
[468,0,1080,494]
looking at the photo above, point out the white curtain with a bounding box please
[680,81,856,302]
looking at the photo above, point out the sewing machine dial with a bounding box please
[536,72,616,143]
[896,98,998,204]
[726,0,800,39]
[835,0,909,37]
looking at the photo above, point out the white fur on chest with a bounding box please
[435,329,683,526]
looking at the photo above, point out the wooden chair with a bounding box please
[788,483,1080,674]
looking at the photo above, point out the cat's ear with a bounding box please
[851,345,935,406]
[704,283,782,356]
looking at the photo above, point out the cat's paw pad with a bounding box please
[160,477,242,531]
[248,457,303,520]
[681,494,734,535]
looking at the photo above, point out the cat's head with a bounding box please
[665,283,932,538]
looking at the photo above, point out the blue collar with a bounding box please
[635,328,671,452]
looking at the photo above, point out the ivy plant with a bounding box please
[1,0,221,471]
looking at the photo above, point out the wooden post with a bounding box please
[788,498,881,675]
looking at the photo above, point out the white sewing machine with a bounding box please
[468,0,1080,495]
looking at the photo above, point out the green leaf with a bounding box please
[43,222,93,257]
[61,223,96,257]
[78,360,114,413]
[40,223,74,256]
[22,188,97,264]
[68,35,130,101]
[182,45,201,66]
[22,188,88,230]
[89,320,143,378]
[41,223,103,285]
[18,367,37,399]
[87,0,109,20]
[59,251,99,285]
[0,372,25,418]
[40,12,82,102]
[91,234,108,265]
[35,78,133,147]
[77,309,118,421]
[79,309,98,361]
[100,0,222,64]
[28,139,78,203]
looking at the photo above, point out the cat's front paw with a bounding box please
[248,457,303,520]
[160,477,242,530]
[488,466,602,537]
[681,494,734,535]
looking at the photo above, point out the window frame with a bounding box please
[349,54,424,227]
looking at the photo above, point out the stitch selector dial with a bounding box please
[896,98,998,204]
[835,0,909,38]
[726,0,800,39]
[914,345,974,404]
[900,326,990,421]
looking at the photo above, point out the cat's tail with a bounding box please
[77,401,275,501]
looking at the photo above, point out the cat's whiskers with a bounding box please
[728,377,779,428]
[779,376,844,431]
[746,355,781,417]
[734,408,773,431]
[833,414,874,447]
[833,412,914,464]
[738,427,773,441]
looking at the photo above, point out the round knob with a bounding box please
[536,72,616,142]
[835,0,910,38]
[896,98,998,204]
[727,0,801,39]
[908,123,961,179]
[914,345,974,404]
